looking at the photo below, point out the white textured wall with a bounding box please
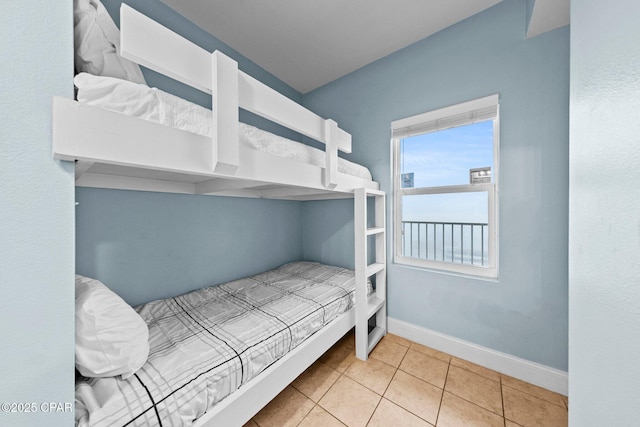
[569,0,640,424]
[0,2,75,426]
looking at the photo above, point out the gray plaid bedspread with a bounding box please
[75,261,356,426]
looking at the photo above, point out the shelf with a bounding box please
[366,227,385,236]
[367,326,386,353]
[367,296,385,318]
[366,263,385,278]
[364,188,385,197]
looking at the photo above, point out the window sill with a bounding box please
[393,256,499,282]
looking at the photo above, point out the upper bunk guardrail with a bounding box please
[119,3,351,188]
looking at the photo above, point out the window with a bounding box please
[392,94,499,278]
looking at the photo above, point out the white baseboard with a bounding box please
[388,317,568,396]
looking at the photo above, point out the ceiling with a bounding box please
[159,0,569,94]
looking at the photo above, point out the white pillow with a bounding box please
[73,0,146,84]
[75,275,149,379]
[74,72,213,136]
[74,72,161,122]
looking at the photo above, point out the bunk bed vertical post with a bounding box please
[354,188,368,359]
[374,192,387,333]
[211,51,239,175]
[354,188,387,361]
[323,119,339,189]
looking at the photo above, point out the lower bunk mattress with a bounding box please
[75,261,361,426]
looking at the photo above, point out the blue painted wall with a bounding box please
[303,200,355,270]
[77,188,302,306]
[569,0,640,423]
[0,2,75,426]
[75,0,306,306]
[302,0,569,371]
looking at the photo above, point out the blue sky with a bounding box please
[401,120,493,223]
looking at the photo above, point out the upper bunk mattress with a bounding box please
[74,73,372,181]
[75,261,361,426]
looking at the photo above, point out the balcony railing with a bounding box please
[401,221,489,266]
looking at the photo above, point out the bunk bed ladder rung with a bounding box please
[367,326,386,354]
[354,188,387,361]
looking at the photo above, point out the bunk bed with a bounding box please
[58,3,387,426]
[56,2,378,201]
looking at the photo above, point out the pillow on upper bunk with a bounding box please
[75,72,160,122]
[73,0,146,84]
[75,275,149,379]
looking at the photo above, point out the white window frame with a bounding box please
[391,94,500,278]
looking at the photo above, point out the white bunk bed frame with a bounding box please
[54,4,378,201]
[55,4,387,426]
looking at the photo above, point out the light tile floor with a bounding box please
[244,331,568,427]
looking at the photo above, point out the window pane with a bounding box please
[401,193,489,266]
[400,121,494,188]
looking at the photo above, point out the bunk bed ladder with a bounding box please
[354,188,387,360]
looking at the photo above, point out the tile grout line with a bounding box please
[364,389,383,426]
[438,378,506,419]
[365,340,438,426]
[443,365,506,419]
[283,334,566,427]
[382,369,438,426]
[382,343,452,424]
[501,382,567,409]
[375,339,564,426]
[316,369,349,426]
[291,353,349,426]
[365,339,409,426]
[307,402,347,427]
[404,342,504,423]
[385,345,439,426]
[294,402,315,427]
[433,359,451,427]
[501,373,506,427]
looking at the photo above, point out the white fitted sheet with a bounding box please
[74,73,372,180]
